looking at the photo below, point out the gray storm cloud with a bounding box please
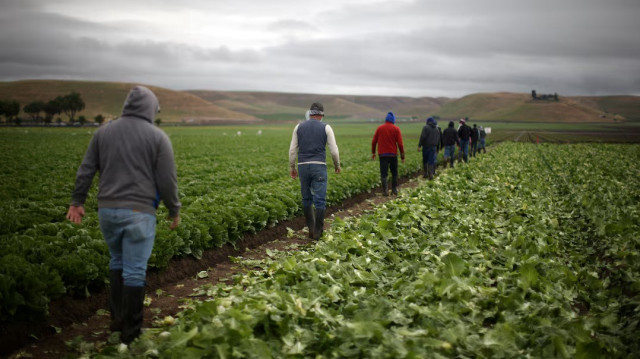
[0,0,639,97]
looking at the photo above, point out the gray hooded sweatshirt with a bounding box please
[71,86,181,217]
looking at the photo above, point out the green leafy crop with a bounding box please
[99,142,639,358]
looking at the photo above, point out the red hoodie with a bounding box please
[372,122,405,159]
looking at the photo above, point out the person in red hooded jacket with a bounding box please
[371,112,405,195]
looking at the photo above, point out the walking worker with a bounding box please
[66,86,181,344]
[479,125,487,153]
[470,123,480,157]
[418,117,442,179]
[457,118,472,163]
[289,102,341,240]
[442,120,459,168]
[371,112,405,195]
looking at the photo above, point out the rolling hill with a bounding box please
[436,92,623,123]
[0,80,260,123]
[1,80,638,124]
[572,96,640,121]
[187,90,451,121]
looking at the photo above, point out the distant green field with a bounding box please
[469,121,631,131]
[255,114,373,122]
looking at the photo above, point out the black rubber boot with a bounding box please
[313,208,325,240]
[426,164,433,180]
[303,206,315,239]
[381,177,388,196]
[450,157,454,168]
[423,163,428,178]
[109,269,124,332]
[391,176,398,195]
[121,285,146,344]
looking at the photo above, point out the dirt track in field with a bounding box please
[5,163,468,358]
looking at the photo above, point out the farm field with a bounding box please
[0,122,428,325]
[95,142,638,358]
[1,123,639,358]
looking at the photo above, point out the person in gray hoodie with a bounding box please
[418,117,442,179]
[66,86,181,344]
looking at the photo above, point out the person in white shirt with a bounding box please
[288,102,341,240]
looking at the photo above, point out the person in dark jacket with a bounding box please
[441,121,459,168]
[470,123,480,157]
[289,102,341,240]
[372,112,405,195]
[457,118,472,163]
[67,86,181,344]
[479,126,487,153]
[418,117,442,179]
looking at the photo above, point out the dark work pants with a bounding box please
[379,156,398,187]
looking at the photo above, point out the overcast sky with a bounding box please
[1,0,639,98]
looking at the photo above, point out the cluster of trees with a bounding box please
[24,92,86,124]
[0,100,20,124]
[0,92,96,125]
[531,90,559,101]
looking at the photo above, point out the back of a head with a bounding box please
[448,121,454,128]
[385,112,396,124]
[121,86,160,123]
[309,102,324,118]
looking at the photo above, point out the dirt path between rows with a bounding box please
[5,161,471,358]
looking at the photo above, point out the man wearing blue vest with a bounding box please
[289,102,341,240]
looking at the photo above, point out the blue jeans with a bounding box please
[99,208,156,287]
[444,145,456,159]
[460,139,469,161]
[422,146,437,166]
[298,164,328,210]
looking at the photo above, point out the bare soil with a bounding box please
[4,171,434,358]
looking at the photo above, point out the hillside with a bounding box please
[188,90,450,121]
[2,80,638,124]
[435,92,636,123]
[571,96,640,121]
[0,80,260,123]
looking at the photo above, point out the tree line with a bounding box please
[0,92,103,126]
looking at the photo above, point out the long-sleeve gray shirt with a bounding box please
[71,86,181,217]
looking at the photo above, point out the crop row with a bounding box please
[0,125,429,322]
[102,142,640,358]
